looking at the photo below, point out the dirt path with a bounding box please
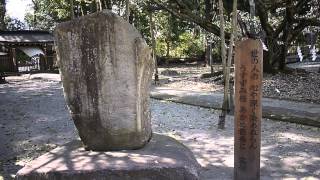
[156,65,320,104]
[0,77,319,179]
[0,77,76,179]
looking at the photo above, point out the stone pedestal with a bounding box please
[15,134,200,180]
[54,10,154,151]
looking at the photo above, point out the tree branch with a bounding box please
[152,0,230,39]
[256,0,274,36]
[288,18,320,42]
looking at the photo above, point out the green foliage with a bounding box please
[130,4,151,44]
[5,16,26,30]
[23,0,207,58]
[25,0,72,31]
[156,31,204,58]
[178,32,205,57]
[152,10,205,58]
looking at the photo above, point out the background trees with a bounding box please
[2,0,319,72]
[25,0,71,31]
[151,0,320,72]
[252,0,320,72]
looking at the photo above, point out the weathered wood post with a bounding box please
[234,38,263,180]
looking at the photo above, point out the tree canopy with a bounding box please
[3,0,319,72]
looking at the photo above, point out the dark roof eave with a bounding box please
[0,30,53,35]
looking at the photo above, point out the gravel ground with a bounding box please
[0,77,76,179]
[157,63,320,104]
[0,78,319,179]
[263,72,320,103]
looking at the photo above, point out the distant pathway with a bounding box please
[287,61,320,73]
[151,87,320,127]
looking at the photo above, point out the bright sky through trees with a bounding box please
[6,0,32,21]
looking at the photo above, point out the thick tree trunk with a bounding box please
[263,36,290,73]
[279,45,287,70]
[205,0,214,21]
[263,37,279,73]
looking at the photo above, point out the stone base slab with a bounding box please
[15,134,200,180]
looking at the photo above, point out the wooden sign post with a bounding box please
[234,39,263,180]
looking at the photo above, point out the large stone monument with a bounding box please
[54,9,153,151]
[15,10,200,180]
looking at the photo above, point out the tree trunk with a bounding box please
[165,40,170,57]
[80,1,87,16]
[225,0,237,114]
[264,37,281,73]
[279,45,287,70]
[205,43,210,66]
[204,0,213,68]
[149,12,159,84]
[70,0,75,19]
[218,0,227,129]
[95,0,102,11]
[208,42,213,74]
[105,0,112,10]
[278,2,293,71]
[229,79,234,114]
[117,1,121,15]
[219,0,237,129]
[31,0,38,29]
[204,0,214,22]
[125,0,130,21]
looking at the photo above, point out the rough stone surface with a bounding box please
[15,134,200,180]
[54,10,154,151]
